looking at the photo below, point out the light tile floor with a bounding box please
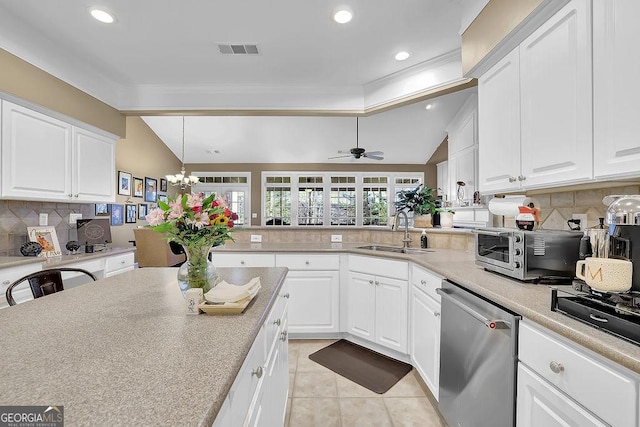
[286,340,447,427]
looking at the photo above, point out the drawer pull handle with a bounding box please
[369,280,374,285]
[283,293,290,299]
[375,281,379,286]
[305,261,310,265]
[549,361,564,374]
[589,314,609,323]
[420,279,427,285]
[251,366,264,378]
[508,176,517,183]
[280,330,288,342]
[2,280,9,285]
[240,261,245,265]
[434,312,441,317]
[273,318,281,326]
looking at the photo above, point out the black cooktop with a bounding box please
[551,282,640,346]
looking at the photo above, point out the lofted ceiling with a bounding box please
[0,0,476,164]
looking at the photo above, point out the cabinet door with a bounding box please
[1,101,72,201]
[73,127,116,202]
[410,287,440,400]
[347,272,376,341]
[478,47,521,193]
[375,275,408,353]
[454,147,476,204]
[517,363,607,427]
[520,0,592,188]
[286,270,339,334]
[436,161,448,200]
[593,0,640,179]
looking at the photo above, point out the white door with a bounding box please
[73,127,116,202]
[517,363,607,427]
[519,0,593,188]
[410,287,440,400]
[347,272,376,341]
[286,270,339,334]
[593,0,640,179]
[375,275,408,353]
[1,100,72,201]
[478,47,521,193]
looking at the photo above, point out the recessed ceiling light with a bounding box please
[90,8,115,24]
[395,51,411,61]
[333,9,353,24]
[425,104,433,110]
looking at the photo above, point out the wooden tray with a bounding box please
[198,287,259,315]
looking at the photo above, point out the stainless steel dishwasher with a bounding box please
[436,281,520,427]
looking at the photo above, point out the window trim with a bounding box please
[192,172,251,226]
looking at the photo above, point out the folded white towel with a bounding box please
[204,277,261,303]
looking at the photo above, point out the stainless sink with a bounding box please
[356,245,432,254]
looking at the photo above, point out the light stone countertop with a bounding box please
[214,242,640,375]
[0,247,136,269]
[0,266,288,426]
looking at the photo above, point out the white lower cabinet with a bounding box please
[409,265,442,401]
[347,255,408,354]
[518,320,638,427]
[216,283,289,427]
[517,363,606,427]
[0,263,43,308]
[104,252,135,277]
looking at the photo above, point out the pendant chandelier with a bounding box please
[166,117,199,189]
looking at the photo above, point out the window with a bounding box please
[192,173,250,226]
[262,172,422,227]
[265,176,291,226]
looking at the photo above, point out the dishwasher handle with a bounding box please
[436,288,512,330]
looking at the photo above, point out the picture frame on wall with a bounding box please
[118,171,132,196]
[110,204,124,226]
[125,204,137,223]
[133,177,144,198]
[95,203,109,216]
[160,178,168,192]
[145,177,157,202]
[138,203,148,220]
[26,226,62,257]
[158,194,168,204]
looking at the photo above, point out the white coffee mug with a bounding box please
[575,257,633,292]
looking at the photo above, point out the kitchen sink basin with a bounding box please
[356,245,433,254]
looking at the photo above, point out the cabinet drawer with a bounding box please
[410,265,443,302]
[104,252,135,274]
[348,255,408,280]
[63,259,104,275]
[0,263,43,308]
[275,254,339,270]
[519,321,637,427]
[265,282,288,356]
[212,253,275,268]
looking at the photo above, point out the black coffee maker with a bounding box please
[606,195,640,292]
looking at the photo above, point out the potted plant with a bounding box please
[435,204,456,228]
[395,185,438,228]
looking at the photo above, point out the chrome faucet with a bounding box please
[394,211,411,248]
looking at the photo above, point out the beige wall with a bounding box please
[110,117,182,247]
[462,0,543,75]
[0,48,126,137]
[188,162,431,225]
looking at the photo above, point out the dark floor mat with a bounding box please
[308,339,412,394]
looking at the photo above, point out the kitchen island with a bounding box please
[0,267,288,426]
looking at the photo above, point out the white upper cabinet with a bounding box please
[2,101,73,200]
[478,47,521,193]
[593,0,640,179]
[447,94,478,205]
[477,0,607,194]
[519,0,592,188]
[1,100,116,203]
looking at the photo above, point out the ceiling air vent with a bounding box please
[218,43,260,55]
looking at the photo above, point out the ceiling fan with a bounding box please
[329,117,384,161]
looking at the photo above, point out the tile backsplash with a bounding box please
[503,184,640,230]
[0,200,94,256]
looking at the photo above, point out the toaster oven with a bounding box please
[474,228,582,281]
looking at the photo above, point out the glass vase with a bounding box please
[177,244,218,297]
